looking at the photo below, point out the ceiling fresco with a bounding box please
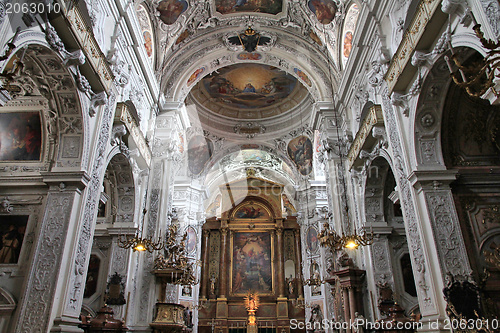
[215,0,283,15]
[308,0,337,25]
[191,63,309,119]
[157,0,188,25]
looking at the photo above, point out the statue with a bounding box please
[286,275,295,295]
[183,306,193,328]
[209,275,217,296]
[307,304,324,333]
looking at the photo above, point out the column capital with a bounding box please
[408,170,458,190]
[40,171,90,191]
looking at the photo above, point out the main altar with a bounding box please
[196,176,306,333]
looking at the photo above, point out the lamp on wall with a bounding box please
[445,24,500,100]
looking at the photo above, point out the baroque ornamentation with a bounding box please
[382,91,435,313]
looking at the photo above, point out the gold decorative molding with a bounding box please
[347,105,384,170]
[58,1,114,92]
[115,103,152,167]
[384,0,446,93]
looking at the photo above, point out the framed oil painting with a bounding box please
[215,0,282,15]
[157,0,188,25]
[308,0,337,25]
[306,226,318,253]
[187,135,213,175]
[232,201,271,221]
[0,215,28,264]
[0,112,42,161]
[186,226,197,254]
[84,255,101,298]
[287,135,313,175]
[231,232,273,295]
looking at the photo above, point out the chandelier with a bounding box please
[445,24,500,100]
[118,208,163,253]
[152,223,199,286]
[319,222,373,250]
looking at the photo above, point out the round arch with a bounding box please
[0,43,87,171]
[161,27,338,103]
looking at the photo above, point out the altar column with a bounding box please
[219,226,229,298]
[293,229,304,299]
[216,226,229,330]
[275,226,285,298]
[200,229,210,300]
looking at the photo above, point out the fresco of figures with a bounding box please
[308,0,337,24]
[187,135,213,175]
[157,0,188,25]
[201,64,297,109]
[287,135,313,175]
[216,0,282,15]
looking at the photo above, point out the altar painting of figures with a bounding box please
[231,232,273,294]
[287,135,313,175]
[0,215,28,264]
[233,201,271,220]
[0,112,42,161]
[187,135,213,175]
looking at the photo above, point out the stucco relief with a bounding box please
[16,192,74,333]
[425,191,471,277]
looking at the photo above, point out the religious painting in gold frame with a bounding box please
[230,200,272,222]
[230,231,274,296]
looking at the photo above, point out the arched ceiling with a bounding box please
[140,0,347,182]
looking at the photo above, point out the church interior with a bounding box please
[0,0,499,332]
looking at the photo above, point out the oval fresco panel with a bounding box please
[294,68,312,87]
[306,226,319,253]
[287,135,313,175]
[308,0,337,25]
[187,67,205,86]
[157,0,188,25]
[216,0,282,15]
[187,135,213,175]
[342,4,360,62]
[186,227,197,254]
[136,5,155,62]
[201,64,297,109]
